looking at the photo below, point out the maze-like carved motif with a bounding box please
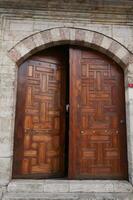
[22,60,64,176]
[13,53,66,177]
[13,47,127,179]
[74,50,128,179]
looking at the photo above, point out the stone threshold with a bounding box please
[7,180,133,193]
[2,192,133,200]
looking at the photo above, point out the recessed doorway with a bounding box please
[13,45,128,180]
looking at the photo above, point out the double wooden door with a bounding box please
[13,45,128,179]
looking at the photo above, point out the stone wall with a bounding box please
[0,2,133,198]
[0,0,133,25]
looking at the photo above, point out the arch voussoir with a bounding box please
[8,27,132,69]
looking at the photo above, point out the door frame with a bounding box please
[7,27,133,186]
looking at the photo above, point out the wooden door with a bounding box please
[69,47,128,179]
[13,47,68,178]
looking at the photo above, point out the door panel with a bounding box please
[69,47,128,179]
[13,47,67,178]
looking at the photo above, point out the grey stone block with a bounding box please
[0,188,2,200]
[0,158,12,186]
[7,180,133,193]
[2,192,133,200]
[2,192,79,200]
[33,33,44,48]
[15,43,30,58]
[7,180,44,193]
[69,180,133,193]
[112,181,133,192]
[44,180,69,193]
[50,29,61,42]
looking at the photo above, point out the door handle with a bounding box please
[66,104,70,112]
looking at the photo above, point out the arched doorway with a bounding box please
[13,45,128,180]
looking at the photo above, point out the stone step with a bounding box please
[7,180,133,193]
[2,192,133,200]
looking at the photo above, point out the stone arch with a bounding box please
[8,27,133,184]
[8,27,133,70]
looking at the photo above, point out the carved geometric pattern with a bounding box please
[22,61,63,175]
[13,50,66,178]
[13,47,128,179]
[70,48,128,179]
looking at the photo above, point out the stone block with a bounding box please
[0,131,13,157]
[109,41,122,54]
[15,43,30,59]
[69,180,114,193]
[0,157,12,186]
[59,28,70,41]
[115,47,130,61]
[121,53,132,66]
[69,180,133,193]
[8,48,21,63]
[1,54,15,67]
[33,33,44,48]
[127,161,133,182]
[0,186,6,200]
[33,22,49,31]
[128,89,133,100]
[23,37,36,52]
[84,31,94,44]
[44,180,69,193]
[127,64,133,74]
[75,29,86,42]
[129,170,133,185]
[2,192,133,200]
[7,180,44,193]
[7,31,34,46]
[0,90,14,109]
[0,105,14,118]
[2,40,15,53]
[0,85,16,119]
[0,188,2,200]
[0,65,16,75]
[0,118,14,133]
[41,30,52,45]
[2,192,80,200]
[70,29,76,41]
[112,181,133,192]
[10,21,33,32]
[1,91,15,114]
[0,73,15,89]
[92,32,104,46]
[50,28,61,42]
[94,192,133,200]
[100,36,113,50]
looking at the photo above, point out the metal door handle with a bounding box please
[66,104,70,112]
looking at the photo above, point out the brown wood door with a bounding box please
[69,47,128,179]
[13,46,68,178]
[13,45,128,180]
